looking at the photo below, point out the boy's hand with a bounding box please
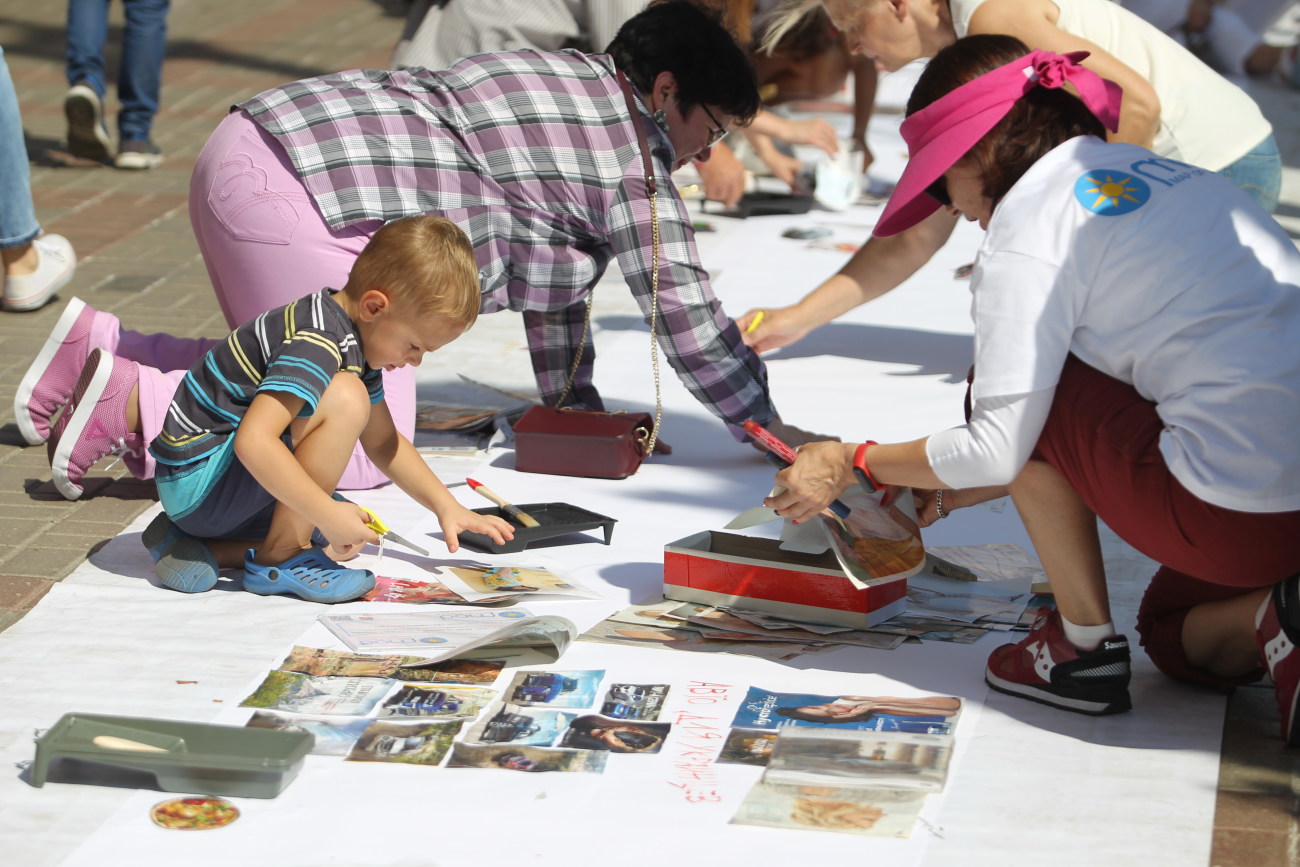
[320,500,381,558]
[437,504,515,554]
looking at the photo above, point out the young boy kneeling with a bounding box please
[142,215,513,602]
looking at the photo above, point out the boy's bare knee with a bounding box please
[319,373,370,424]
[292,374,370,445]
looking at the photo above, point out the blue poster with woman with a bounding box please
[732,686,961,734]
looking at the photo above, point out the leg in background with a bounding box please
[63,0,113,163]
[114,0,168,169]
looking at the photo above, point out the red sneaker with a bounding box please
[1256,583,1300,747]
[986,607,1132,716]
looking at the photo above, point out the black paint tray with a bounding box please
[458,502,617,553]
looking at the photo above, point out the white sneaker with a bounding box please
[64,82,113,164]
[3,235,76,313]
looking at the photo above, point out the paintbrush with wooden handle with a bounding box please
[465,478,541,527]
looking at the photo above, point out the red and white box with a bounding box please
[663,531,908,629]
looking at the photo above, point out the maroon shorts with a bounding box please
[1031,356,1300,690]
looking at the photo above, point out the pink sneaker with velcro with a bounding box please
[14,297,115,445]
[46,348,144,500]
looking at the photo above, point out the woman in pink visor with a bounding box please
[764,35,1300,745]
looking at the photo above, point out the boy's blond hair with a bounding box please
[343,215,481,328]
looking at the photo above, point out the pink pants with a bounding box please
[1033,356,1300,690]
[131,110,409,489]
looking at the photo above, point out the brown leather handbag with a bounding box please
[514,70,668,480]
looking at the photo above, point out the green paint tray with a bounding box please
[31,713,313,798]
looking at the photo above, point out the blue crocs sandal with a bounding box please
[142,512,219,593]
[242,548,375,603]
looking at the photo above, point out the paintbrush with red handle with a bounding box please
[466,478,541,527]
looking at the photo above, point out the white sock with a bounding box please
[1061,617,1116,652]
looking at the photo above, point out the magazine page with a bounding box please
[717,727,782,766]
[667,603,907,651]
[598,682,670,721]
[925,542,1046,584]
[445,742,607,774]
[361,575,473,604]
[374,684,497,719]
[556,714,671,754]
[317,608,576,661]
[345,718,464,765]
[501,669,605,708]
[435,556,601,602]
[580,606,831,661]
[730,686,961,734]
[764,729,953,791]
[239,671,395,716]
[462,702,580,747]
[276,645,505,683]
[730,782,928,838]
[245,710,374,757]
[817,487,926,590]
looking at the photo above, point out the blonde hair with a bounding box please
[343,215,481,328]
[758,0,826,55]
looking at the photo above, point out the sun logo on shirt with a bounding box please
[1073,172,1150,216]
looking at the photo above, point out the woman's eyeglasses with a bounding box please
[700,104,730,148]
[925,176,951,207]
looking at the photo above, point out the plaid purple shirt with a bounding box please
[238,50,775,429]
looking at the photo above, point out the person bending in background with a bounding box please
[740,0,1282,354]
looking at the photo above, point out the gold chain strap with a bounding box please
[553,73,663,458]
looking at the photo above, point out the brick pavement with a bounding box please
[0,0,403,626]
[0,1,1297,862]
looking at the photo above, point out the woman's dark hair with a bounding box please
[907,34,1109,207]
[606,0,761,124]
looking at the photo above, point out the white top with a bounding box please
[392,0,647,71]
[951,0,1272,170]
[927,136,1300,513]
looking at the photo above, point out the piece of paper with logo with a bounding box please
[317,608,576,663]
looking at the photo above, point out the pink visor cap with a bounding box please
[873,49,1122,237]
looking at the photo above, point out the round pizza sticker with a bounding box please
[150,796,240,830]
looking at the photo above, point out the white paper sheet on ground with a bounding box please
[1,112,1221,866]
[904,587,1028,624]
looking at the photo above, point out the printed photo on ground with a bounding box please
[240,671,393,716]
[503,669,604,708]
[731,781,927,838]
[731,687,961,734]
[345,719,463,765]
[376,684,497,719]
[463,703,578,747]
[446,742,607,774]
[557,714,671,754]
[244,710,372,757]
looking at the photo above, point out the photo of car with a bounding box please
[599,683,667,720]
[601,700,641,719]
[368,733,428,757]
[384,687,463,716]
[481,710,542,743]
[512,672,578,703]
